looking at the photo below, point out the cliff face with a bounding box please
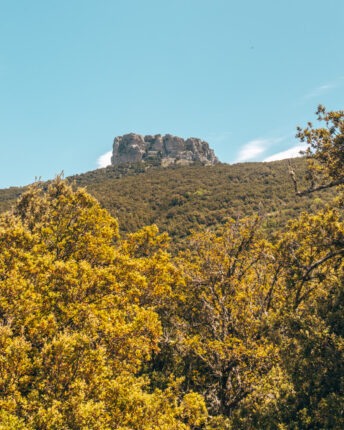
[111,133,219,166]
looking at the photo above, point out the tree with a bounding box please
[266,208,344,429]
[0,179,207,429]
[245,106,344,429]
[290,105,344,196]
[171,218,279,417]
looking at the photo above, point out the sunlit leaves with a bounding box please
[0,180,205,429]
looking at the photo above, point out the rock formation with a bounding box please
[111,133,219,166]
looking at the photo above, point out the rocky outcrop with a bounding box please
[111,133,219,166]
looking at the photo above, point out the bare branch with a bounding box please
[294,248,344,308]
[295,178,344,196]
[288,161,299,195]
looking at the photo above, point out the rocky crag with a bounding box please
[111,133,219,166]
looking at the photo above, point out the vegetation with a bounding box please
[0,180,207,429]
[0,105,344,428]
[0,158,335,243]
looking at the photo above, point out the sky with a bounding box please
[0,0,343,188]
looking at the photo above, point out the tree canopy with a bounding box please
[0,179,207,429]
[1,106,344,429]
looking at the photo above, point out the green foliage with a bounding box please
[0,158,335,244]
[1,107,344,428]
[0,179,206,429]
[174,218,278,416]
[295,105,344,194]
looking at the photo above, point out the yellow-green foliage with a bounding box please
[0,158,335,242]
[1,106,344,429]
[176,217,279,416]
[0,179,206,429]
[296,105,344,193]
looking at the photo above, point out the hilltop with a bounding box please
[111,133,218,166]
[0,157,335,241]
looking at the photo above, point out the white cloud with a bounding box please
[263,144,307,162]
[303,76,344,100]
[97,151,112,168]
[316,84,334,92]
[304,83,335,99]
[236,136,287,162]
[236,139,268,162]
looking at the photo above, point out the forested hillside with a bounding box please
[1,107,344,429]
[0,157,335,240]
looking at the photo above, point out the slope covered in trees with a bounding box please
[1,106,344,429]
[0,157,335,241]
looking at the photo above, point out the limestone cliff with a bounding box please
[111,133,219,166]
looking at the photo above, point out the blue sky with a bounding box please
[1,0,343,188]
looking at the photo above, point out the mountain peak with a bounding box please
[111,133,219,166]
